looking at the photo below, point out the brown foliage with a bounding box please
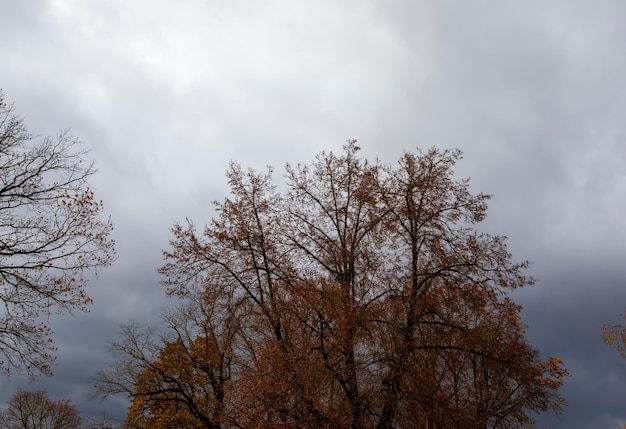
[93,299,233,429]
[124,338,221,429]
[0,390,82,429]
[0,91,116,377]
[99,141,567,428]
[603,313,626,358]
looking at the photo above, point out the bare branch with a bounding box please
[0,91,115,377]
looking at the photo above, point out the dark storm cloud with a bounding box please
[514,262,626,428]
[0,1,625,427]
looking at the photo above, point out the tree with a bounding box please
[384,294,567,428]
[0,91,115,377]
[93,298,234,429]
[99,141,567,428]
[0,390,82,429]
[603,313,626,358]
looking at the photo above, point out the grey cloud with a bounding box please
[0,1,625,428]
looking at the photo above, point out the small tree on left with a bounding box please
[0,390,82,429]
[0,91,115,377]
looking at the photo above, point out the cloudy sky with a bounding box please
[1,0,626,427]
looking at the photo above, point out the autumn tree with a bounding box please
[367,147,568,428]
[0,91,115,377]
[93,297,234,429]
[383,294,568,428]
[0,389,82,429]
[99,141,567,428]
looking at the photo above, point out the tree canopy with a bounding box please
[96,141,567,428]
[0,390,82,429]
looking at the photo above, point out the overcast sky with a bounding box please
[1,1,626,427]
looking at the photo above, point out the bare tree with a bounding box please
[0,91,115,377]
[0,390,82,429]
